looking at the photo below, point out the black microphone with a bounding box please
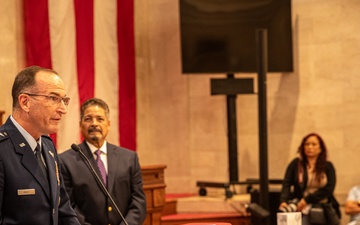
[71,144,128,225]
[241,202,270,219]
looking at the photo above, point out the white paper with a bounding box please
[277,212,302,225]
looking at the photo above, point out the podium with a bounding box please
[142,164,167,225]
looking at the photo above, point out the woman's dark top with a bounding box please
[279,158,336,204]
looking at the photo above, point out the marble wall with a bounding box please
[135,0,360,202]
[0,0,25,117]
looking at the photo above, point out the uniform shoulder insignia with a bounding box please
[0,131,9,142]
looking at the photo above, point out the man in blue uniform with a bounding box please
[0,66,80,225]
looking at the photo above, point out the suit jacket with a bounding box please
[59,141,146,225]
[0,117,80,225]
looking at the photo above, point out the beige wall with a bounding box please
[1,1,360,223]
[135,0,360,204]
[0,0,25,117]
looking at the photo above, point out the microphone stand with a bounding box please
[71,144,128,225]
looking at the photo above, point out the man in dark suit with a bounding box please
[59,98,146,225]
[0,66,80,225]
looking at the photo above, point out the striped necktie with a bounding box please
[95,150,107,186]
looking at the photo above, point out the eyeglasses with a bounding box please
[22,93,70,106]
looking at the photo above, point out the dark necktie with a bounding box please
[95,150,107,186]
[35,143,47,178]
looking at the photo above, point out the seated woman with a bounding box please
[278,133,340,225]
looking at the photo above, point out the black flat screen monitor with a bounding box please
[179,0,293,74]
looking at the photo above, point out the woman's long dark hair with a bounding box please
[298,133,327,181]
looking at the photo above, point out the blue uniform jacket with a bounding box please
[0,117,80,225]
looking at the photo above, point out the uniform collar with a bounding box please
[10,115,42,151]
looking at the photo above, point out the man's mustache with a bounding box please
[88,127,102,133]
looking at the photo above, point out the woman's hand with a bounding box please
[297,198,307,212]
[279,202,289,211]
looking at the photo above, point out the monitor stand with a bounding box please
[196,74,254,198]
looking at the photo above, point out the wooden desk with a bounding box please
[142,164,167,225]
[0,110,4,125]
